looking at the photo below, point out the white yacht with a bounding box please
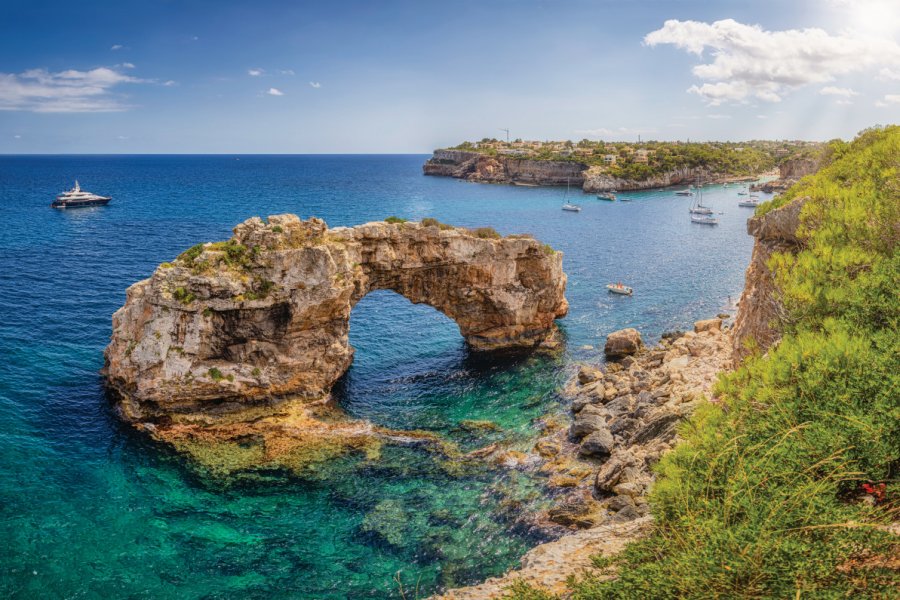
[51,181,111,209]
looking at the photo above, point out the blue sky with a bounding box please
[1,0,899,152]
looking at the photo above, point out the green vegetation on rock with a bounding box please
[571,126,899,598]
[384,216,408,224]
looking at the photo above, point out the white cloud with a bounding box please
[819,86,858,97]
[706,113,732,120]
[248,68,264,77]
[163,80,177,87]
[645,19,900,105]
[116,135,128,140]
[875,94,900,106]
[13,134,21,138]
[119,62,136,69]
[756,115,768,119]
[110,44,123,51]
[0,67,148,112]
[266,87,284,96]
[309,81,321,88]
[878,68,900,81]
[836,99,854,105]
[281,69,295,76]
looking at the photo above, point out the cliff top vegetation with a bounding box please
[445,138,823,181]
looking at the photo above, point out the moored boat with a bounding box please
[562,203,582,212]
[597,191,616,201]
[738,199,760,208]
[51,181,111,209]
[607,283,633,295]
[691,214,718,225]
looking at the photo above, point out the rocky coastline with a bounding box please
[435,198,801,598]
[423,150,751,193]
[436,318,734,598]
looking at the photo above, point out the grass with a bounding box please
[385,216,408,224]
[569,126,900,598]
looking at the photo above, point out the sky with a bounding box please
[1,0,899,153]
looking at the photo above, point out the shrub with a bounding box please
[177,243,205,264]
[172,287,195,305]
[271,225,283,233]
[207,367,224,381]
[384,216,407,224]
[541,243,555,256]
[473,226,501,239]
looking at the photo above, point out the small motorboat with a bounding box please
[738,199,760,208]
[597,192,616,201]
[607,283,633,295]
[675,189,694,196]
[737,191,749,196]
[691,214,719,225]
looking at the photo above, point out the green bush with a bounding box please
[384,216,407,224]
[172,286,195,305]
[572,126,900,598]
[271,225,283,233]
[177,243,205,264]
[207,367,224,381]
[473,227,501,239]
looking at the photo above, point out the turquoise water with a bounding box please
[0,155,762,598]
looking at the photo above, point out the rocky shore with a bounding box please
[434,318,733,598]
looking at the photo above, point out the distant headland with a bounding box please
[424,138,823,192]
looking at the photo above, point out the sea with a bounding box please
[0,155,762,598]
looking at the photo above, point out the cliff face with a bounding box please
[423,150,586,185]
[731,198,807,364]
[424,150,716,191]
[779,157,820,179]
[581,165,698,192]
[104,215,568,425]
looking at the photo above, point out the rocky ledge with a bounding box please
[103,215,567,473]
[435,318,733,598]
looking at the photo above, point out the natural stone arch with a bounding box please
[105,215,568,425]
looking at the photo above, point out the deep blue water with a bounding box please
[0,155,760,598]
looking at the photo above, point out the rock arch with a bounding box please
[104,215,568,424]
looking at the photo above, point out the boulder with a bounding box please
[579,427,615,458]
[547,491,602,528]
[604,328,643,359]
[577,365,604,385]
[569,406,606,440]
[694,318,722,334]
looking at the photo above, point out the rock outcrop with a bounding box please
[105,215,569,426]
[732,198,806,364]
[581,165,699,193]
[423,150,586,186]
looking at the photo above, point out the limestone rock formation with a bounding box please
[104,215,568,426]
[423,149,586,186]
[581,165,698,193]
[732,198,806,364]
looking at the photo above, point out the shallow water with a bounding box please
[0,155,762,597]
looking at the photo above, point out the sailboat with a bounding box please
[688,176,713,215]
[561,178,582,212]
